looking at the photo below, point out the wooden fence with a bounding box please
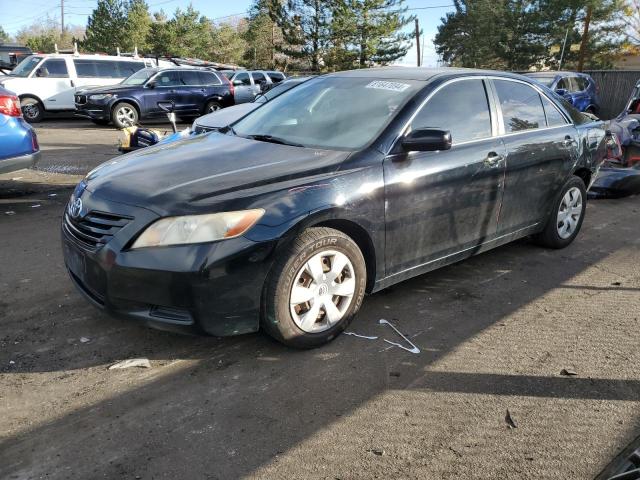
[584,70,640,120]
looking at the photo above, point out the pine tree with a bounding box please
[83,0,129,52]
[0,26,10,43]
[126,0,152,52]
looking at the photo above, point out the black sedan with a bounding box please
[62,68,607,348]
[75,67,234,128]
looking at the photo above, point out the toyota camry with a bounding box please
[62,67,607,348]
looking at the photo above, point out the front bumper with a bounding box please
[61,192,277,336]
[0,150,41,174]
[75,101,110,121]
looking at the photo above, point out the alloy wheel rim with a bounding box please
[208,104,220,112]
[289,249,356,333]
[116,106,136,125]
[22,104,39,120]
[557,187,583,239]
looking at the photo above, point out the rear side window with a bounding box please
[118,61,144,77]
[74,59,97,77]
[268,71,285,83]
[95,61,120,78]
[556,77,570,91]
[234,72,251,86]
[180,71,201,86]
[411,79,492,144]
[494,80,546,133]
[252,72,267,85]
[199,71,221,85]
[540,95,568,127]
[156,71,182,86]
[40,59,68,78]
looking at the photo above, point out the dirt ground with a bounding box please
[1,119,639,480]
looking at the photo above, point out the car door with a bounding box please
[177,70,205,115]
[34,58,75,110]
[491,78,578,234]
[232,72,254,103]
[145,70,181,117]
[384,78,506,276]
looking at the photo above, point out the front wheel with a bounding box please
[262,227,367,349]
[205,101,222,114]
[21,97,44,123]
[112,103,138,129]
[534,176,587,248]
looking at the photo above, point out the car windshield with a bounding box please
[233,76,422,150]
[121,68,157,85]
[10,55,42,77]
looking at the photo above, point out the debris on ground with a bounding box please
[4,211,16,215]
[611,281,622,286]
[560,368,578,376]
[389,371,401,377]
[79,337,91,343]
[505,409,518,429]
[108,358,151,370]
[344,332,378,340]
[30,204,41,208]
[379,319,421,354]
[368,448,385,456]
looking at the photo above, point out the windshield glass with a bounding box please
[260,79,304,102]
[233,76,422,150]
[121,68,157,85]
[10,55,42,77]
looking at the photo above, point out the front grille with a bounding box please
[63,210,132,250]
[75,95,87,105]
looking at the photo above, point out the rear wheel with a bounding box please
[262,227,366,348]
[20,97,44,123]
[534,176,587,249]
[112,102,138,128]
[205,101,222,114]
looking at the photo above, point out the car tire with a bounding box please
[91,119,110,126]
[205,101,222,114]
[20,97,44,123]
[262,227,367,349]
[112,102,138,129]
[534,176,587,249]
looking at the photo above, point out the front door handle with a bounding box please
[484,152,504,167]
[563,135,575,147]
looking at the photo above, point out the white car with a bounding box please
[0,54,155,122]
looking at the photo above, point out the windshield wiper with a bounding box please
[246,134,305,147]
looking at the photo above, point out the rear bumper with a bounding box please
[0,150,40,174]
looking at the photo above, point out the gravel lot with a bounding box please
[1,119,639,479]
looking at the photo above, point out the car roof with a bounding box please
[327,66,532,82]
[525,71,591,78]
[27,53,148,61]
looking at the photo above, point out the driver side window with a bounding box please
[411,79,492,144]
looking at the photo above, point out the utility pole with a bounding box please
[61,0,65,33]
[577,4,593,72]
[415,18,421,67]
[558,27,569,71]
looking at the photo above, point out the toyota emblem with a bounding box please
[68,197,83,219]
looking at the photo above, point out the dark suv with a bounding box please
[75,67,234,128]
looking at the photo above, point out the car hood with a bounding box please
[194,103,260,130]
[77,84,136,95]
[84,132,350,215]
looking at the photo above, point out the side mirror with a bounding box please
[401,128,452,152]
[146,80,156,89]
[233,79,244,86]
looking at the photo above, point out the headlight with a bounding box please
[89,94,113,101]
[131,209,265,249]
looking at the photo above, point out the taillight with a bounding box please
[0,94,22,117]
[31,130,39,151]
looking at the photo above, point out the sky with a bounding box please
[0,0,456,67]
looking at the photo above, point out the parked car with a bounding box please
[0,54,155,122]
[75,67,235,128]
[0,87,40,174]
[0,44,32,71]
[524,71,600,114]
[62,68,607,349]
[219,70,286,103]
[192,76,311,134]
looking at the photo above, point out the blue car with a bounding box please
[74,67,235,129]
[0,86,40,174]
[524,71,600,115]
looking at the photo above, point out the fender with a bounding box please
[109,97,142,116]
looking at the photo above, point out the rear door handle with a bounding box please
[563,135,575,147]
[484,152,504,167]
